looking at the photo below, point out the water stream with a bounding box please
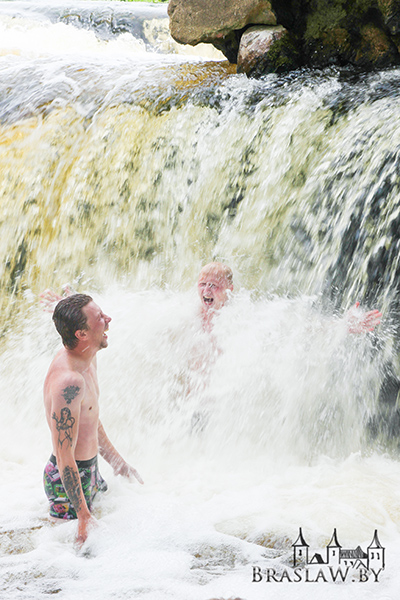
[1,2,400,599]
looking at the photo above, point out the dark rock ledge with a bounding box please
[168,0,400,76]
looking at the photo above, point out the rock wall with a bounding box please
[168,0,400,76]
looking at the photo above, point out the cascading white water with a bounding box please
[1,2,400,600]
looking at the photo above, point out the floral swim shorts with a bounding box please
[43,454,108,520]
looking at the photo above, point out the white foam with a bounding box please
[0,288,398,599]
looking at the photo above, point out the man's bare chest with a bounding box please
[81,368,100,413]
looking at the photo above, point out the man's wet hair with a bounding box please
[53,293,93,350]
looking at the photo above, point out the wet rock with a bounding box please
[168,0,277,61]
[237,25,299,76]
[355,23,398,68]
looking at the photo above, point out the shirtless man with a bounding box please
[43,293,143,546]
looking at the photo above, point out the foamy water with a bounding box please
[1,287,399,599]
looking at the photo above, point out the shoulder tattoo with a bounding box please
[62,385,80,404]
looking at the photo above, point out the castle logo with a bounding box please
[252,528,385,584]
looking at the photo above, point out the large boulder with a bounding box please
[237,25,300,75]
[168,0,277,62]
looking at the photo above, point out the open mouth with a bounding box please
[203,296,213,305]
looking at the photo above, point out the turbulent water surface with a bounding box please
[1,2,400,599]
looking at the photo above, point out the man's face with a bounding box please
[81,301,111,350]
[197,268,233,312]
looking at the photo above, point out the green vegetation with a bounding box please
[267,31,301,73]
[305,0,347,40]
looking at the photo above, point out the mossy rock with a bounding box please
[304,25,355,66]
[265,29,301,73]
[354,22,399,66]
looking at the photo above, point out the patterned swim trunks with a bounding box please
[43,454,108,520]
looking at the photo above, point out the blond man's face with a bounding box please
[197,268,233,312]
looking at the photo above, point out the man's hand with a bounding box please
[39,286,73,312]
[39,289,62,312]
[346,302,382,334]
[113,459,144,484]
[75,514,98,549]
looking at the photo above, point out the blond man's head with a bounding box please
[197,262,233,312]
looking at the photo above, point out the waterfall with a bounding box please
[2,31,400,315]
[1,3,400,600]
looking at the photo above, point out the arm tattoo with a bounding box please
[52,407,75,448]
[62,385,80,404]
[62,466,83,512]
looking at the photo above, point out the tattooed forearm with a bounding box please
[62,466,83,512]
[62,385,80,404]
[52,407,75,448]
